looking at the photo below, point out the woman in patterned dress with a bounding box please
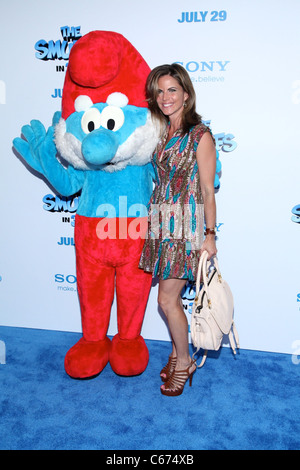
[139,64,217,396]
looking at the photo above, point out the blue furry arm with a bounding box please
[13,116,84,196]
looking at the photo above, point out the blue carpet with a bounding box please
[0,326,299,450]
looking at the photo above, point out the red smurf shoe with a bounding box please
[64,337,111,379]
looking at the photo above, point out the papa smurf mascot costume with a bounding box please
[13,31,160,379]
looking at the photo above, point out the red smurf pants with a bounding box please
[64,215,152,378]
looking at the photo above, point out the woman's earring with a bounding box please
[183,102,187,108]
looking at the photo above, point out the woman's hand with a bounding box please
[200,234,217,260]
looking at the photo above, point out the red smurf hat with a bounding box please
[61,30,150,120]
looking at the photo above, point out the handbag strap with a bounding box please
[195,251,207,297]
[195,251,219,302]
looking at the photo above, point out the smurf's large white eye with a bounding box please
[100,106,124,132]
[81,108,102,134]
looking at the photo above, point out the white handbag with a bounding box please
[191,251,239,367]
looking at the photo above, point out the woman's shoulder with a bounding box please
[193,122,215,143]
[188,122,209,140]
[189,122,215,148]
[191,121,211,134]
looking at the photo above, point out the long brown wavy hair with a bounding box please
[146,63,202,135]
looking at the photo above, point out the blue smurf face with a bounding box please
[64,94,148,167]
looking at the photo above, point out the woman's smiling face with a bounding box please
[156,75,188,122]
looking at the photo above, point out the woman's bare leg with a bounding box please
[158,278,193,371]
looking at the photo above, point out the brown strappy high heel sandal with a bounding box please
[160,355,177,382]
[160,360,196,396]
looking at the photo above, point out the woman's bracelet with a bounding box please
[204,227,216,236]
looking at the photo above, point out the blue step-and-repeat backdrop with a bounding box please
[0,0,299,355]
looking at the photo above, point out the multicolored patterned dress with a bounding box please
[139,122,213,281]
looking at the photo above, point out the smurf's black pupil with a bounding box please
[107,119,115,130]
[88,121,95,132]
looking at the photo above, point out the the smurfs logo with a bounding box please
[43,193,78,227]
[43,193,79,213]
[291,204,300,223]
[35,26,82,61]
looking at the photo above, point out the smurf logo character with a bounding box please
[13,31,160,379]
